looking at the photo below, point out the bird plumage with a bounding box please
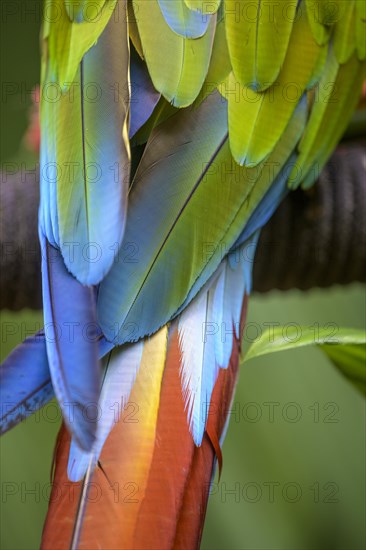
[1,0,365,547]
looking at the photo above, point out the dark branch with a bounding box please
[0,142,365,311]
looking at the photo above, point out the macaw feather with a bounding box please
[333,0,356,64]
[0,332,53,435]
[132,0,216,107]
[355,0,366,60]
[129,45,161,138]
[178,279,220,445]
[67,340,145,482]
[184,0,221,12]
[98,92,307,345]
[130,96,179,146]
[41,0,130,285]
[0,332,114,435]
[178,232,257,444]
[301,56,365,189]
[232,156,297,248]
[290,48,340,187]
[127,0,144,58]
[40,233,101,451]
[305,0,332,45]
[64,0,107,23]
[44,0,117,86]
[226,7,323,166]
[97,91,228,342]
[157,0,212,38]
[225,0,297,91]
[41,316,243,550]
[196,13,231,105]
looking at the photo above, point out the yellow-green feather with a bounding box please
[128,0,144,58]
[132,0,216,107]
[226,6,323,166]
[45,0,116,88]
[184,0,221,12]
[196,14,231,104]
[98,93,307,343]
[224,0,297,91]
[355,0,366,60]
[301,56,365,188]
[305,0,332,45]
[333,0,356,64]
[41,0,130,284]
[64,0,107,22]
[289,48,340,188]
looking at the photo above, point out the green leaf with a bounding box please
[244,326,366,395]
[321,344,366,395]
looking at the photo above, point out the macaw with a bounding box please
[1,0,365,548]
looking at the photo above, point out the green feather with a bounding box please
[132,0,216,107]
[128,0,144,58]
[97,92,306,344]
[45,0,116,87]
[301,56,365,188]
[306,38,328,89]
[42,0,130,284]
[225,0,297,91]
[289,48,339,188]
[355,0,366,60]
[64,0,107,22]
[315,0,346,25]
[196,14,231,104]
[306,0,346,29]
[184,0,221,12]
[226,6,323,166]
[333,0,356,64]
[305,0,332,45]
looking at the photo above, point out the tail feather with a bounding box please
[132,326,196,549]
[41,298,247,549]
[173,338,242,549]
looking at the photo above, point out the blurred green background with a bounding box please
[1,3,365,549]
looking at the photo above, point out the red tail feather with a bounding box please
[42,297,247,549]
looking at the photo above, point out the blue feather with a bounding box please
[0,332,114,434]
[231,155,297,250]
[40,232,101,451]
[129,46,161,138]
[0,332,53,435]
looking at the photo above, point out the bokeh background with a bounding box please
[1,3,365,549]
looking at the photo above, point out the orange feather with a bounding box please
[41,297,248,549]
